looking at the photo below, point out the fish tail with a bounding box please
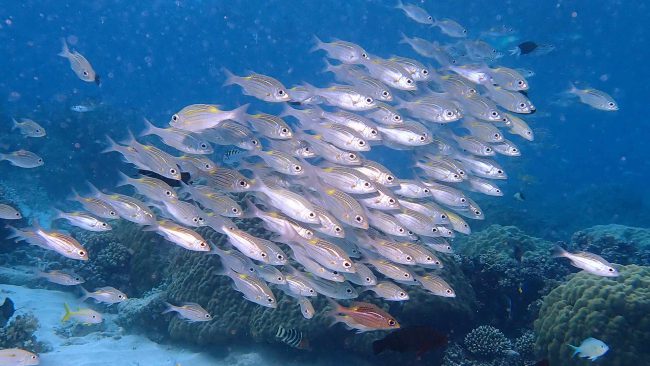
[52,208,64,220]
[122,128,138,146]
[241,197,260,219]
[62,303,72,322]
[85,181,102,197]
[58,37,70,58]
[140,117,159,137]
[115,171,131,187]
[11,118,18,131]
[309,35,324,53]
[551,245,567,258]
[394,0,404,9]
[229,103,249,125]
[325,298,344,319]
[161,302,176,315]
[68,187,83,203]
[568,344,579,357]
[78,286,90,302]
[321,58,336,75]
[101,135,121,154]
[221,67,238,86]
[5,225,21,241]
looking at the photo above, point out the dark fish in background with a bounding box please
[0,297,15,326]
[513,244,524,263]
[137,169,192,187]
[514,192,526,201]
[275,325,311,350]
[372,326,448,357]
[510,41,555,56]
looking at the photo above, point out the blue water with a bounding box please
[0,1,648,365]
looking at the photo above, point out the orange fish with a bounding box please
[327,299,400,333]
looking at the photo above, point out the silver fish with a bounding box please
[12,118,46,137]
[0,150,44,168]
[220,268,277,308]
[311,36,370,64]
[35,269,85,286]
[58,38,99,84]
[163,302,212,322]
[140,118,213,155]
[224,69,290,102]
[146,220,209,252]
[170,104,248,132]
[0,204,22,220]
[364,281,409,301]
[80,286,128,304]
[54,210,112,232]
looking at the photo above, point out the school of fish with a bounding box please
[0,2,622,363]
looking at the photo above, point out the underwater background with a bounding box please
[0,1,649,366]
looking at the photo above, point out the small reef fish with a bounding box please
[162,302,212,322]
[12,118,45,138]
[0,150,44,168]
[35,269,85,286]
[70,104,96,113]
[0,204,22,220]
[0,348,40,366]
[327,299,400,333]
[80,286,128,304]
[223,69,290,102]
[62,303,103,324]
[566,84,618,111]
[58,38,99,84]
[569,337,609,361]
[275,326,311,350]
[395,0,433,25]
[552,246,619,277]
[54,209,112,231]
[30,220,89,261]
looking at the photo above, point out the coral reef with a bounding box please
[464,325,512,358]
[571,224,650,266]
[0,312,50,353]
[455,225,570,328]
[70,229,132,291]
[535,265,650,366]
[512,330,536,360]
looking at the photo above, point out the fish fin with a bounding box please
[67,187,83,203]
[101,135,122,154]
[321,58,337,75]
[115,171,132,187]
[85,181,102,198]
[52,208,65,220]
[11,118,18,131]
[221,68,239,87]
[325,298,344,317]
[309,35,324,53]
[140,117,159,137]
[567,344,579,357]
[58,38,71,58]
[228,103,249,125]
[551,245,567,258]
[62,302,72,322]
[78,286,90,302]
[394,0,404,9]
[161,302,175,315]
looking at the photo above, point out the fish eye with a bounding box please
[517,80,524,86]
[309,289,315,294]
[386,176,394,182]
[192,217,199,223]
[389,198,396,204]
[276,254,284,260]
[406,256,412,261]
[278,276,283,281]
[364,97,373,104]
[432,228,438,233]
[200,143,208,149]
[365,277,372,282]
[393,115,401,121]
[497,169,503,174]
[110,211,116,216]
[343,261,351,268]
[38,158,43,163]
[403,273,410,278]
[15,212,20,217]
[231,207,239,213]
[205,314,211,318]
[495,189,501,193]
[486,147,493,153]
[512,148,518,153]
[426,256,432,261]
[267,298,274,303]
[118,294,124,299]
[355,215,364,223]
[278,89,285,96]
[363,181,371,187]
[435,260,441,265]
[608,268,614,272]
[427,16,432,20]
[281,128,289,134]
[422,69,429,75]
[441,214,447,219]
[83,71,89,76]
[361,53,368,59]
[423,188,430,194]
[446,289,453,294]
[334,226,342,233]
[463,29,468,34]
[388,319,396,326]
[249,267,255,273]
[608,102,615,107]
[170,168,177,175]
[101,222,107,227]
[445,111,454,117]
[204,163,212,169]
[200,242,207,248]
[238,180,248,186]
[474,210,481,215]
[79,250,86,256]
[92,315,96,318]
[358,140,366,146]
[308,212,316,218]
[346,288,352,293]
[261,252,267,258]
[36,129,41,133]
[519,103,526,108]
[252,139,259,145]
[348,153,357,160]
[399,292,406,297]
[406,79,413,84]
[382,91,389,97]
[370,129,378,136]
[494,133,500,139]
[490,111,499,117]
[419,135,426,141]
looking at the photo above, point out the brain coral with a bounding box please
[534,265,650,366]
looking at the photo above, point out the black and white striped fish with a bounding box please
[275,326,310,350]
